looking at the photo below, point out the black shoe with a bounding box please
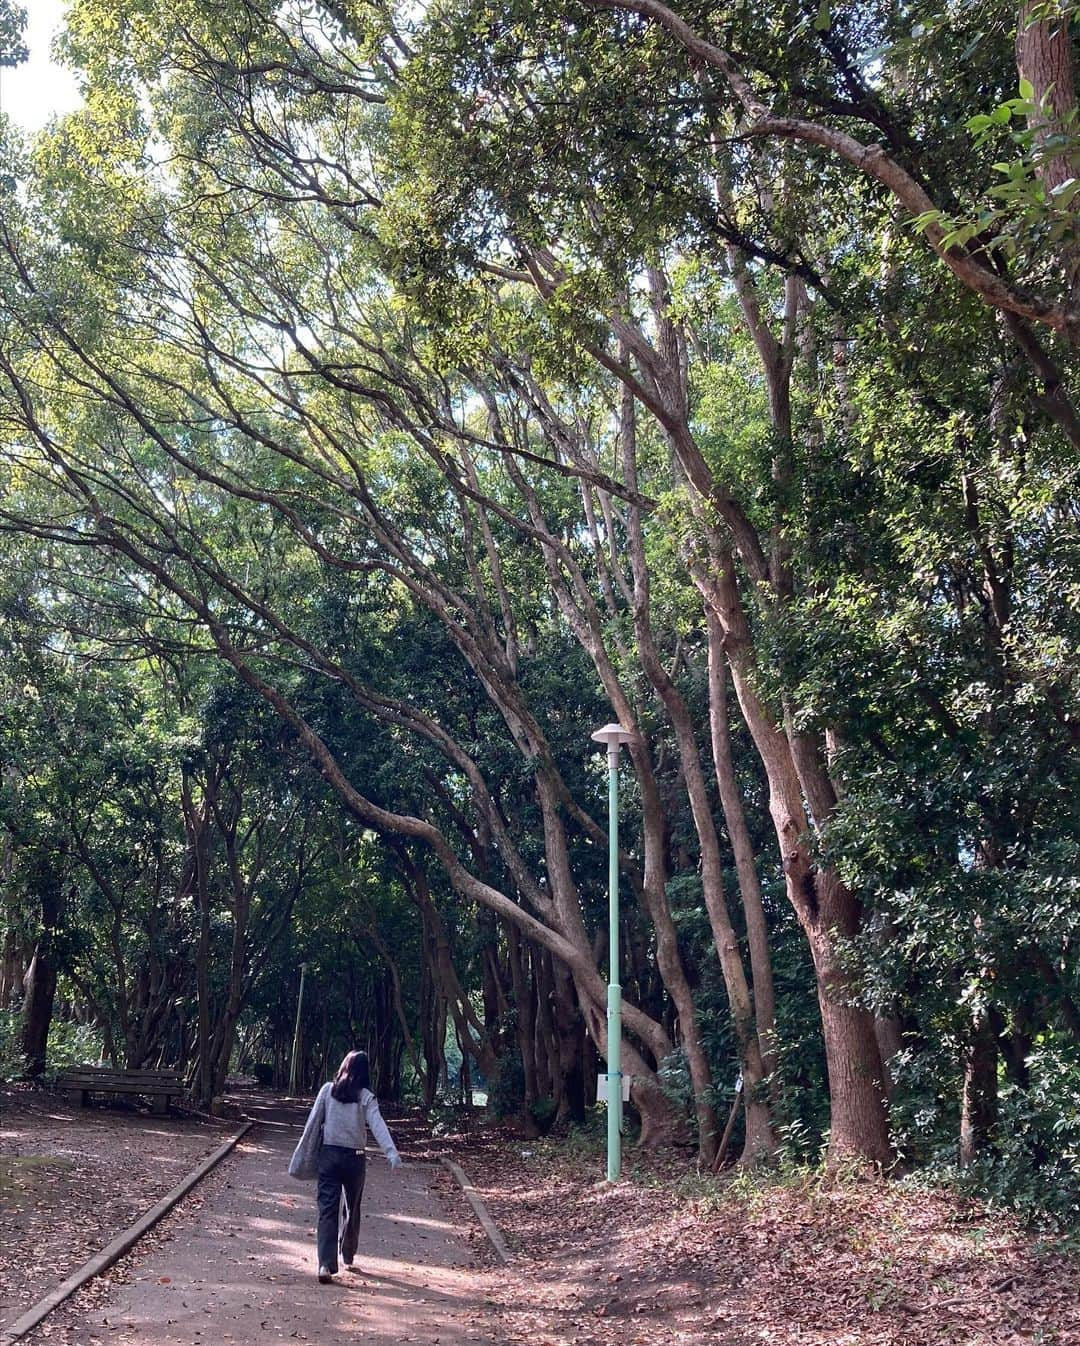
[318,1266,334,1284]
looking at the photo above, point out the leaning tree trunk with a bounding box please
[531,768,687,1145]
[578,990,688,1146]
[407,861,500,1081]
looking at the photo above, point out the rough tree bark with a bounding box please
[697,557,892,1166]
[959,1015,1000,1167]
[1017,1,1079,305]
[1017,1,1078,197]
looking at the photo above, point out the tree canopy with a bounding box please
[0,0,1077,1222]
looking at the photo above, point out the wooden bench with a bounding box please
[57,1067,184,1115]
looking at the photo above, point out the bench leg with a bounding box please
[152,1095,169,1116]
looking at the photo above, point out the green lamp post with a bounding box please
[591,721,633,1181]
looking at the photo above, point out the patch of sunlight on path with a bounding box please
[66,1104,496,1346]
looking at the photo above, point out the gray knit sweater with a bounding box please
[304,1082,399,1158]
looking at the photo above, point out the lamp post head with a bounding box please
[591,723,633,757]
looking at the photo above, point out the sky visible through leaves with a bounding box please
[0,0,80,131]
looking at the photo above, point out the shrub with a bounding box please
[895,1036,1080,1231]
[955,1042,1080,1230]
[0,1008,25,1081]
[486,1051,525,1120]
[0,1009,103,1082]
[528,1095,557,1134]
[45,1018,104,1074]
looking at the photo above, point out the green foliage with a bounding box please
[971,1044,1080,1230]
[895,1038,1080,1231]
[528,1095,557,1133]
[41,1017,105,1076]
[486,1049,525,1120]
[0,0,1078,1230]
[656,1047,694,1111]
[0,1008,104,1081]
[0,0,26,68]
[913,81,1080,267]
[0,1009,24,1080]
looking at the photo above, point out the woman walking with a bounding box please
[290,1049,402,1283]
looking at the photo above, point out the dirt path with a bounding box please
[29,1102,498,1346]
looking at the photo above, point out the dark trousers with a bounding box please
[316,1145,367,1272]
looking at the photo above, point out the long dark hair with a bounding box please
[330,1049,370,1104]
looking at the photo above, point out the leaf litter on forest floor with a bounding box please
[0,1084,234,1335]
[444,1124,1080,1346]
[5,1097,1078,1346]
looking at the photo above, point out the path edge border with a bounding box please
[440,1157,511,1264]
[0,1119,254,1346]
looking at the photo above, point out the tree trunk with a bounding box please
[1016,3,1080,321]
[1,925,23,1008]
[406,859,500,1080]
[959,1015,999,1167]
[19,852,64,1078]
[579,990,686,1146]
[1017,2,1078,197]
[532,946,556,1100]
[551,959,587,1125]
[20,943,58,1078]
[370,924,428,1101]
[874,1014,905,1100]
[183,772,215,1109]
[706,612,778,1082]
[419,952,441,1109]
[479,909,505,1047]
[702,558,891,1165]
[507,923,540,1110]
[616,364,748,1163]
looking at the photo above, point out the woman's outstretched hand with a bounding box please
[388,1150,403,1170]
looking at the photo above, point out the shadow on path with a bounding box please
[68,1100,497,1345]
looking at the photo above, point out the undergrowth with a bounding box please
[0,1008,104,1082]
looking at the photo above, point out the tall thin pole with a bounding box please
[591,722,631,1181]
[606,743,622,1182]
[289,962,307,1096]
